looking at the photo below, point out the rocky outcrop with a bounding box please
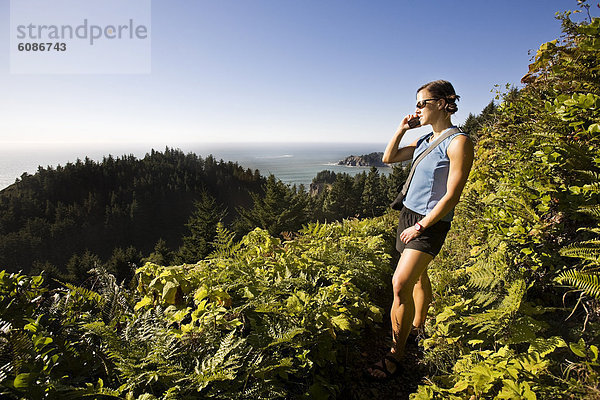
[337,152,387,167]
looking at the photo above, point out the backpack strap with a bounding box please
[400,127,462,197]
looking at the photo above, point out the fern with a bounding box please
[464,280,526,334]
[61,380,123,400]
[472,291,500,308]
[88,266,133,321]
[560,240,600,262]
[583,181,600,193]
[0,320,13,383]
[267,326,307,348]
[5,329,33,377]
[498,186,541,223]
[574,170,600,188]
[466,243,510,292]
[555,269,600,299]
[467,267,502,291]
[578,204,600,218]
[208,222,241,260]
[527,336,567,357]
[58,280,105,306]
[195,331,245,387]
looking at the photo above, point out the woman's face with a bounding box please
[416,89,444,126]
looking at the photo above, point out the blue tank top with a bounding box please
[402,127,468,222]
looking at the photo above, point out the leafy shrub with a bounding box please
[0,215,398,399]
[411,4,600,399]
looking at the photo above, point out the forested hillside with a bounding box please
[0,146,407,283]
[0,148,265,281]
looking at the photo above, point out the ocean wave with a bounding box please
[256,154,294,159]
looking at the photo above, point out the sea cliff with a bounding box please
[337,152,387,167]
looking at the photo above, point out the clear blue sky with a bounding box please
[0,1,585,145]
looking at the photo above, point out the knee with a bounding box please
[391,276,413,302]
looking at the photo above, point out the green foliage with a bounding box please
[411,5,600,399]
[361,167,388,218]
[556,162,600,301]
[461,100,498,143]
[0,270,126,399]
[235,174,310,237]
[5,4,600,400]
[0,148,264,280]
[130,217,393,398]
[143,238,175,266]
[413,340,567,400]
[177,191,227,264]
[563,338,600,397]
[556,269,600,299]
[0,214,398,399]
[560,240,600,263]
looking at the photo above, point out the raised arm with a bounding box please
[382,114,421,164]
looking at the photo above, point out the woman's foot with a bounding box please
[365,352,403,380]
[408,325,419,339]
[408,325,425,342]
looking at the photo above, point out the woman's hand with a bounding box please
[398,113,420,132]
[383,114,421,164]
[399,225,421,244]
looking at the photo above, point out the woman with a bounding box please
[367,80,474,380]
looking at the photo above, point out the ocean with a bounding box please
[0,142,391,191]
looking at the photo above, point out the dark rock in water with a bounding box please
[338,152,387,167]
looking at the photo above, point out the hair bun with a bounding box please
[444,94,459,114]
[445,102,458,114]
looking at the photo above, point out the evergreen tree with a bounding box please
[361,167,387,217]
[66,250,101,284]
[177,191,227,263]
[143,238,174,266]
[461,100,497,142]
[322,174,358,221]
[386,163,410,203]
[0,148,263,276]
[30,260,65,282]
[352,171,367,210]
[235,174,309,236]
[106,246,143,283]
[312,170,337,184]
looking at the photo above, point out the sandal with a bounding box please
[408,325,420,340]
[409,325,427,344]
[365,352,403,381]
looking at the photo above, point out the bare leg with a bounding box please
[390,249,433,355]
[368,249,433,378]
[412,270,432,329]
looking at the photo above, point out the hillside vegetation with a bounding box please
[0,216,397,399]
[0,149,265,280]
[412,6,600,399]
[0,146,408,284]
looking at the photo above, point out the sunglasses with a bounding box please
[416,98,440,109]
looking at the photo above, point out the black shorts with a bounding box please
[396,207,451,257]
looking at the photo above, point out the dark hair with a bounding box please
[417,80,460,114]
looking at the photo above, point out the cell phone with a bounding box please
[408,117,421,128]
